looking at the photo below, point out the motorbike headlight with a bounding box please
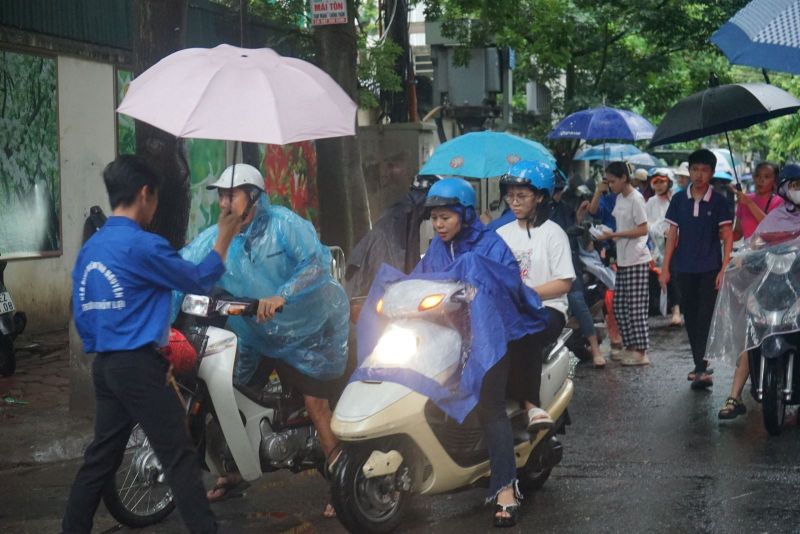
[181,295,211,317]
[372,326,418,366]
[765,251,797,275]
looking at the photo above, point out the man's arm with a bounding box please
[588,182,608,215]
[659,224,678,288]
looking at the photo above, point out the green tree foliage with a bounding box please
[212,0,402,108]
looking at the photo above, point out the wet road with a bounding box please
[2,318,800,533]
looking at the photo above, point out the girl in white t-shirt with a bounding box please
[598,162,652,365]
[496,161,575,431]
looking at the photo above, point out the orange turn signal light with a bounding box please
[418,294,445,312]
[376,298,384,314]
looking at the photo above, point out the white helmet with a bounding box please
[206,163,265,191]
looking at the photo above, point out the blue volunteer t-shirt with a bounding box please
[664,185,733,273]
[72,216,225,353]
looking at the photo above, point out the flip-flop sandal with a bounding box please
[207,478,251,503]
[691,372,714,390]
[526,407,554,433]
[687,367,714,381]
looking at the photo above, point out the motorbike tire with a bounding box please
[101,425,176,527]
[330,445,410,534]
[762,359,786,436]
[519,466,552,492]
[0,336,15,377]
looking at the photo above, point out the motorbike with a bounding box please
[708,234,800,436]
[330,278,574,533]
[743,241,800,435]
[0,254,27,377]
[101,292,325,527]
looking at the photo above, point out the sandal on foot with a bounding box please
[207,477,250,503]
[687,365,713,382]
[493,501,519,528]
[691,372,714,390]
[620,353,650,366]
[593,356,607,369]
[718,397,746,420]
[527,407,554,433]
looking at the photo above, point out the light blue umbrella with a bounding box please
[625,152,667,167]
[711,0,800,75]
[574,143,642,161]
[419,132,554,179]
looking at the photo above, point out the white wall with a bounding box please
[5,56,114,333]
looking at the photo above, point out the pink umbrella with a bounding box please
[116,44,356,145]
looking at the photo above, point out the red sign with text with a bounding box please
[311,0,348,26]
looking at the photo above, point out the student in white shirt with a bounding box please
[496,160,575,430]
[645,168,682,326]
[597,162,652,365]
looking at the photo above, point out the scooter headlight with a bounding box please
[372,326,419,366]
[765,251,797,275]
[181,295,211,317]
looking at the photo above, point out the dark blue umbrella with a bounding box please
[711,0,800,75]
[547,106,656,142]
[574,143,642,161]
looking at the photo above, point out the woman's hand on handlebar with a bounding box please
[257,296,286,322]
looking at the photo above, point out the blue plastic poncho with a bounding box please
[178,196,349,382]
[414,210,519,273]
[352,213,548,422]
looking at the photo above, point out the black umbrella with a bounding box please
[649,82,800,183]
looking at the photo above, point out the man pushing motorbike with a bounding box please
[179,164,349,517]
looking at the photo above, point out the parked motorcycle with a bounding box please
[330,278,574,533]
[101,292,324,527]
[0,254,27,377]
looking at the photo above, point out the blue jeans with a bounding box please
[568,279,596,339]
[477,355,518,502]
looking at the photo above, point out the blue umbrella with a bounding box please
[547,106,656,142]
[711,0,800,75]
[419,132,554,179]
[575,143,642,161]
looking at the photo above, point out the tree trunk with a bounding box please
[132,0,190,249]
[313,0,371,254]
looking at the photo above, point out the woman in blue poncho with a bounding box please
[180,164,347,516]
[415,178,537,528]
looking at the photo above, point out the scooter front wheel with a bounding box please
[762,359,786,436]
[102,425,176,527]
[331,445,410,534]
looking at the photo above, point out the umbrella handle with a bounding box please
[723,131,741,190]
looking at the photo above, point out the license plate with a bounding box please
[0,292,15,314]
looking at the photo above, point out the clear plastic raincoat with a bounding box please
[706,235,800,365]
[178,196,349,382]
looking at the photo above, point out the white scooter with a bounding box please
[102,293,325,527]
[330,279,574,533]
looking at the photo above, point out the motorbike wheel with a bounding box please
[330,446,410,534]
[519,465,552,492]
[762,359,786,436]
[102,424,176,527]
[0,336,15,377]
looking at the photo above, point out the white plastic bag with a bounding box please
[659,286,668,316]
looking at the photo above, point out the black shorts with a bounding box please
[248,357,346,402]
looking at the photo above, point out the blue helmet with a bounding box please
[425,177,476,209]
[500,160,556,195]
[779,163,800,181]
